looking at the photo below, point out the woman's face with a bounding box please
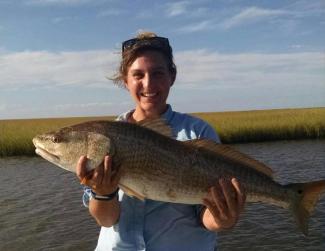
[125,50,175,118]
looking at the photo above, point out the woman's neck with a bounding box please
[129,105,168,122]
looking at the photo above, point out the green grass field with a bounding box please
[194,107,325,143]
[1,107,324,157]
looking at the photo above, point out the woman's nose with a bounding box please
[142,73,154,88]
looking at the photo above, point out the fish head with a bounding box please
[32,126,113,173]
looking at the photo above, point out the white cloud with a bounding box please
[288,0,325,16]
[1,49,324,93]
[0,50,119,90]
[97,8,124,17]
[54,102,114,110]
[135,11,153,19]
[165,1,189,17]
[290,44,303,49]
[175,50,325,89]
[221,7,290,30]
[177,20,214,33]
[0,103,6,112]
[1,49,324,118]
[51,100,131,114]
[164,2,209,19]
[0,98,130,119]
[25,0,101,6]
[51,16,78,24]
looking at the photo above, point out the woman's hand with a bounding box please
[76,155,120,195]
[76,155,121,227]
[202,178,246,231]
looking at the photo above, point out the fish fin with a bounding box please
[185,139,274,177]
[137,118,173,138]
[287,180,325,236]
[119,183,145,201]
[86,132,114,171]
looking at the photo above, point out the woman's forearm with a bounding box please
[89,198,121,227]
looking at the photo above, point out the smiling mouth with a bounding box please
[141,92,158,97]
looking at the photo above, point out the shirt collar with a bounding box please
[161,104,173,124]
[117,104,173,123]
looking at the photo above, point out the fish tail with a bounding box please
[286,180,325,236]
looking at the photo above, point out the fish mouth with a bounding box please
[33,140,60,163]
[35,147,60,163]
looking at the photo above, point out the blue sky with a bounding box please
[0,0,324,119]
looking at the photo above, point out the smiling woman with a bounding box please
[72,31,249,251]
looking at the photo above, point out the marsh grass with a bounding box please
[194,107,325,143]
[0,108,324,156]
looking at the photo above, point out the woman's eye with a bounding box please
[154,71,165,77]
[133,73,143,79]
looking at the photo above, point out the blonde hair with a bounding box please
[111,31,177,88]
[136,31,157,39]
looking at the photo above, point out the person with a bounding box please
[76,31,246,251]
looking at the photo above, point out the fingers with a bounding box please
[76,154,120,195]
[202,197,221,223]
[76,156,88,184]
[104,155,115,181]
[219,179,237,218]
[91,159,105,189]
[210,185,228,219]
[231,178,246,212]
[101,155,113,186]
[202,178,246,229]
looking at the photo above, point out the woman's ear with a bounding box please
[123,79,129,90]
[170,72,176,87]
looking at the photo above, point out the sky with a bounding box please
[0,0,324,119]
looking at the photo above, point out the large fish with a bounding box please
[32,119,325,235]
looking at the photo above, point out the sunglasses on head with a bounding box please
[122,36,171,53]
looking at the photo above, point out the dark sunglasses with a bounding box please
[122,36,171,53]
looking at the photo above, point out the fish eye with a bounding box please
[51,136,61,143]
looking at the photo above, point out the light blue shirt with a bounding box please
[84,105,221,251]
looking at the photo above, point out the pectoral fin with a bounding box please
[86,132,115,171]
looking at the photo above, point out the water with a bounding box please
[0,158,98,250]
[218,140,325,251]
[0,140,324,251]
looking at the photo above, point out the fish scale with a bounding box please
[32,119,325,235]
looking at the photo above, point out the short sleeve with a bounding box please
[199,123,221,143]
